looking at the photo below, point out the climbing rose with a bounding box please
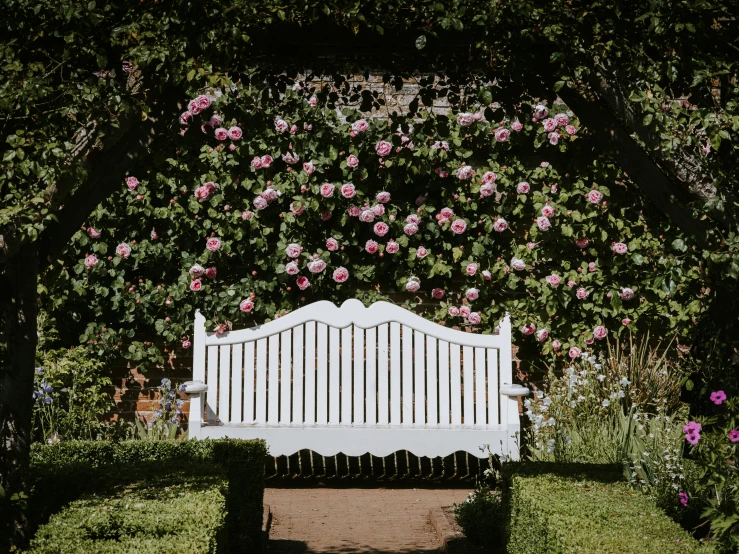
[468,312,482,325]
[359,209,375,223]
[457,113,475,126]
[203,238,221,253]
[386,241,400,254]
[182,340,192,349]
[568,347,581,359]
[285,243,301,258]
[195,95,211,110]
[351,119,369,133]
[87,227,101,239]
[253,197,268,210]
[208,114,223,127]
[593,325,608,340]
[365,240,379,254]
[406,214,421,225]
[432,288,445,299]
[308,259,326,273]
[546,274,561,288]
[521,324,536,335]
[622,318,632,326]
[451,219,467,234]
[406,279,420,292]
[549,132,560,145]
[372,204,385,217]
[482,270,491,280]
[448,306,460,317]
[308,96,318,107]
[536,329,549,342]
[373,222,389,237]
[710,390,727,405]
[375,141,392,156]
[404,223,419,236]
[341,184,356,198]
[333,267,349,283]
[282,152,300,165]
[84,254,98,269]
[533,105,548,120]
[179,111,192,125]
[456,165,473,180]
[203,267,216,279]
[541,206,555,218]
[516,182,530,194]
[347,155,359,168]
[189,265,205,277]
[376,191,391,203]
[125,176,139,190]
[214,127,229,141]
[416,246,428,259]
[466,288,479,300]
[576,287,589,300]
[326,238,339,251]
[204,182,217,194]
[250,157,263,169]
[242,210,254,220]
[575,238,589,248]
[536,216,551,231]
[587,190,603,204]
[554,113,569,127]
[481,171,496,184]
[296,276,310,290]
[612,242,628,254]
[290,202,305,215]
[542,118,557,132]
[460,306,471,318]
[260,155,273,167]
[190,279,202,292]
[285,262,300,275]
[347,205,361,217]
[567,280,576,288]
[116,243,131,258]
[511,120,523,132]
[493,219,508,232]
[240,299,254,312]
[466,263,478,276]
[588,262,597,272]
[320,183,335,198]
[511,258,525,271]
[194,186,210,202]
[566,125,577,136]
[551,340,561,351]
[619,287,635,300]
[303,161,315,174]
[187,100,201,114]
[494,128,510,142]
[274,118,289,132]
[480,183,495,197]
[228,126,242,140]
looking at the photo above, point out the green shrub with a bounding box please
[28,468,227,554]
[29,439,267,554]
[503,463,708,554]
[453,484,505,546]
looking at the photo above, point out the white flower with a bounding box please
[543,397,552,406]
[597,374,606,382]
[565,366,575,375]
[570,401,577,408]
[547,417,556,427]
[618,390,625,398]
[535,391,544,399]
[620,378,630,387]
[601,399,610,407]
[594,363,602,370]
[524,399,532,409]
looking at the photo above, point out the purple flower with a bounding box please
[678,492,689,507]
[685,432,700,445]
[729,430,739,443]
[35,367,43,375]
[710,390,727,405]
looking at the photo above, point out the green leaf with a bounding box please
[415,35,426,50]
[671,238,687,252]
[642,114,653,126]
[187,69,196,81]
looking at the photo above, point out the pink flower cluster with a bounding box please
[251,155,274,169]
[683,421,701,445]
[194,181,218,202]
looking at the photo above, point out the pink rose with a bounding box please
[373,222,389,237]
[320,183,335,198]
[542,118,557,132]
[308,96,318,107]
[182,339,192,349]
[251,157,263,169]
[622,318,632,326]
[189,264,205,277]
[341,184,356,198]
[287,202,304,216]
[457,113,475,127]
[376,191,391,203]
[296,276,310,290]
[481,171,496,184]
[541,205,555,218]
[347,155,359,168]
[179,111,192,125]
[456,165,473,180]
[372,204,385,217]
[376,141,392,156]
[516,182,530,194]
[194,186,210,202]
[289,124,298,135]
[587,190,603,204]
[612,242,628,255]
[588,262,597,272]
[116,243,131,258]
[351,119,369,133]
[466,288,479,300]
[348,205,361,217]
[554,113,569,127]
[404,223,419,236]
[253,196,268,210]
[274,118,289,133]
[451,219,467,234]
[208,114,223,127]
[282,152,300,165]
[511,258,525,271]
[473,112,483,121]
[593,325,608,340]
[536,216,551,231]
[546,274,561,288]
[242,210,254,220]
[239,299,255,312]
[448,306,460,317]
[190,279,202,292]
[575,238,589,248]
[480,183,495,197]
[365,240,379,254]
[548,132,560,145]
[206,237,221,252]
[84,254,98,269]
[333,266,349,283]
[204,182,217,194]
[619,287,635,301]
[494,128,511,142]
[150,228,158,240]
[261,155,273,168]
[432,288,445,299]
[565,125,577,136]
[195,95,211,110]
[303,161,315,175]
[386,241,400,254]
[551,340,561,351]
[406,214,421,225]
[205,267,217,279]
[359,209,375,223]
[285,243,301,258]
[214,127,229,141]
[527,242,536,249]
[511,120,523,132]
[459,306,472,319]
[308,259,326,273]
[493,219,508,232]
[406,278,421,292]
[468,312,482,325]
[533,105,549,120]
[125,176,139,190]
[536,329,549,342]
[521,324,536,335]
[326,238,339,251]
[321,210,332,221]
[285,261,300,275]
[187,100,202,115]
[228,126,242,140]
[568,346,581,359]
[466,263,478,276]
[87,227,101,239]
[482,270,491,280]
[417,246,428,258]
[576,287,589,300]
[304,122,313,131]
[567,280,576,288]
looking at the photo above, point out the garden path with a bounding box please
[264,486,471,553]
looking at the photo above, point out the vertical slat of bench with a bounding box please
[414,330,425,425]
[244,341,255,423]
[316,323,328,425]
[268,334,279,424]
[231,343,243,424]
[401,325,413,425]
[366,327,377,425]
[487,348,499,426]
[389,322,401,425]
[438,340,450,426]
[206,345,218,422]
[499,315,516,435]
[219,345,231,423]
[353,327,365,424]
[341,326,352,424]
[475,347,486,426]
[280,330,292,424]
[304,323,316,425]
[329,326,340,425]
[463,346,474,426]
[450,344,462,425]
[255,339,267,423]
[426,336,438,426]
[191,312,206,435]
[378,323,390,425]
[293,325,304,424]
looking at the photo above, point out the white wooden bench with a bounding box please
[185,299,528,459]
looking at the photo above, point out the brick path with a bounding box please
[264,487,472,553]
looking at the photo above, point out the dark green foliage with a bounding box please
[453,485,506,546]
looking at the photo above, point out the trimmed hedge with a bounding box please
[503,463,707,554]
[29,439,267,554]
[28,468,227,553]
